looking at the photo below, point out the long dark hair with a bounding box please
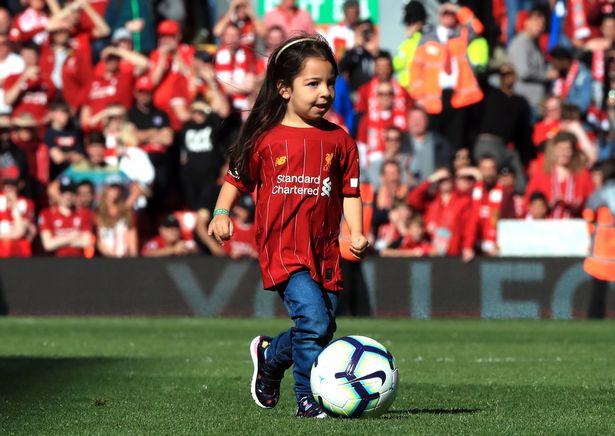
[227,34,338,183]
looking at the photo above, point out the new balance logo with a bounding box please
[321,177,331,197]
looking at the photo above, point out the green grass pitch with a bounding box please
[0,318,614,435]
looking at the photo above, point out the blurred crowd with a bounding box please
[0,0,614,260]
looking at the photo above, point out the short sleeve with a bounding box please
[339,134,360,197]
[223,149,261,193]
[38,210,50,231]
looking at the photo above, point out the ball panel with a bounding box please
[310,335,398,419]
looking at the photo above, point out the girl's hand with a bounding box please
[350,234,369,259]
[208,214,234,245]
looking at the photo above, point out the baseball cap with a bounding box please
[112,28,132,43]
[157,19,180,36]
[59,176,76,193]
[135,75,154,92]
[161,214,180,228]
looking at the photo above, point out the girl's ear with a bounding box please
[277,80,291,100]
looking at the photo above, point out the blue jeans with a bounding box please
[264,270,339,401]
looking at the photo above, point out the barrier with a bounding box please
[0,257,612,318]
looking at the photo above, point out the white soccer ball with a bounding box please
[310,335,398,418]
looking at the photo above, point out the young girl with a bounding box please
[208,35,368,418]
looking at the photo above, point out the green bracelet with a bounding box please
[213,208,230,217]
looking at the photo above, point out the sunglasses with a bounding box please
[377,91,394,96]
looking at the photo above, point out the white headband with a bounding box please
[274,37,315,64]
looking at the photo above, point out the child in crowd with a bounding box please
[380,215,431,257]
[141,214,197,257]
[526,191,550,220]
[208,36,367,418]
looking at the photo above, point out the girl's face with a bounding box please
[280,57,335,125]
[553,140,573,167]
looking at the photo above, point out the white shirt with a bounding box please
[0,53,25,114]
[118,147,155,209]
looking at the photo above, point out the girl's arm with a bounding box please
[208,182,241,244]
[343,196,368,258]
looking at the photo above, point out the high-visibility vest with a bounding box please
[583,206,615,281]
[409,7,484,114]
[339,183,374,262]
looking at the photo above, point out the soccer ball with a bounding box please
[310,335,398,418]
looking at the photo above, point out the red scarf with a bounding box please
[569,0,590,39]
[365,78,409,128]
[592,49,605,81]
[472,181,503,253]
[553,60,580,99]
[550,171,576,218]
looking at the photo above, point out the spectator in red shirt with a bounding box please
[41,0,112,111]
[356,82,407,169]
[467,154,517,256]
[355,51,411,136]
[0,177,35,257]
[380,215,431,257]
[141,214,197,257]
[214,23,257,115]
[149,19,194,131]
[11,112,48,204]
[8,0,49,45]
[197,193,257,259]
[80,46,133,132]
[213,0,264,48]
[0,32,25,116]
[533,95,562,149]
[407,166,477,260]
[525,131,595,218]
[39,176,94,257]
[3,42,56,124]
[92,28,149,79]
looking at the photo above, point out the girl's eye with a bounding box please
[307,82,318,87]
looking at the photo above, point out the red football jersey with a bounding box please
[224,121,360,291]
[3,74,56,123]
[223,218,257,258]
[85,71,133,130]
[0,194,34,257]
[40,33,93,111]
[150,45,195,130]
[39,206,93,257]
[141,235,167,256]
